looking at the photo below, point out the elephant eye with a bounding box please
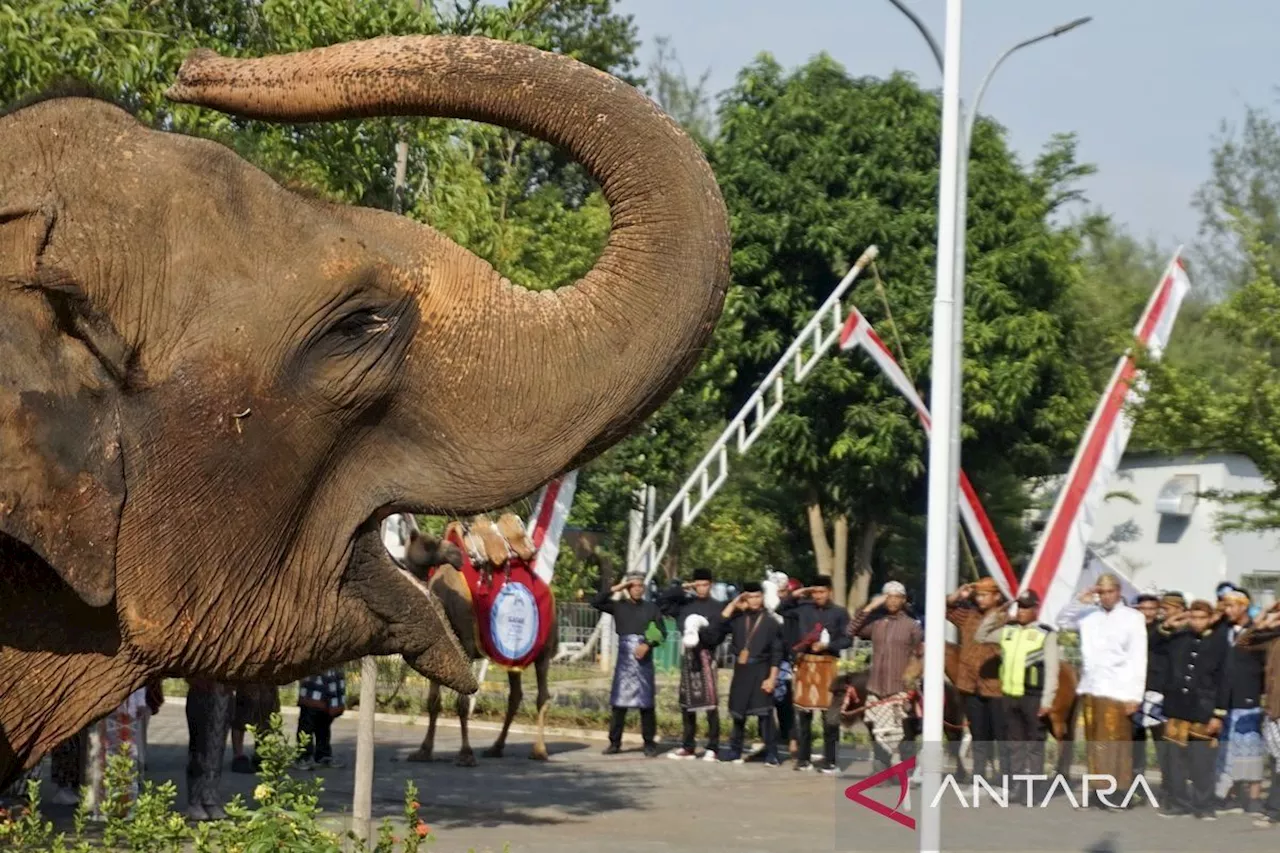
[329,308,392,345]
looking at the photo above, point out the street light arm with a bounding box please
[968,16,1093,149]
[883,0,945,73]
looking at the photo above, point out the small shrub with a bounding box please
[0,714,440,852]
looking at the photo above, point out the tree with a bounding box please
[1139,214,1280,532]
[645,35,715,146]
[710,56,1097,606]
[1193,101,1280,297]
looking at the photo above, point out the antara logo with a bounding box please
[845,757,1161,830]
[844,757,917,830]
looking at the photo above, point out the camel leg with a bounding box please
[455,689,477,767]
[484,670,523,759]
[529,648,553,761]
[406,680,442,762]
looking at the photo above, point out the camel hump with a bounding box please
[496,513,536,561]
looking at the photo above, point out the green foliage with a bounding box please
[708,55,1098,581]
[1193,102,1280,296]
[1140,214,1280,531]
[645,35,715,146]
[0,715,436,852]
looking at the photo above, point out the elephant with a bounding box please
[0,34,730,788]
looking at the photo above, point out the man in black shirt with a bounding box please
[1131,593,1165,790]
[1157,600,1226,820]
[592,569,666,757]
[702,581,783,765]
[659,568,724,760]
[778,575,851,773]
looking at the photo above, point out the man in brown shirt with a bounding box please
[847,580,923,770]
[947,577,1008,779]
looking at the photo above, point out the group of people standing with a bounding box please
[29,670,348,822]
[593,560,1280,828]
[908,570,1280,824]
[591,568,851,771]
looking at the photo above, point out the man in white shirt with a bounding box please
[1075,573,1148,808]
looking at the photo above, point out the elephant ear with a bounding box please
[0,203,128,607]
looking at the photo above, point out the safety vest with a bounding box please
[999,623,1050,698]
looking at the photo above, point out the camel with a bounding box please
[401,514,558,766]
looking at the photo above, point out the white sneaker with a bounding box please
[702,749,718,762]
[667,748,695,760]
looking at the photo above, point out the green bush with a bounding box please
[0,714,435,852]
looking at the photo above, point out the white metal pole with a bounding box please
[944,14,1092,612]
[352,656,378,848]
[921,0,965,850]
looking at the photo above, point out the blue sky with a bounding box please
[621,0,1280,254]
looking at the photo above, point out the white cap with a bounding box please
[882,581,907,596]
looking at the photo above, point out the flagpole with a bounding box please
[921,0,964,849]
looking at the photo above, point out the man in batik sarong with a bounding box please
[1237,601,1280,826]
[1214,588,1266,815]
[1073,573,1147,810]
[778,576,849,774]
[593,568,666,757]
[659,568,724,761]
[846,581,922,772]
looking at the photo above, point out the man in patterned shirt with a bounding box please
[296,668,347,770]
[846,581,922,770]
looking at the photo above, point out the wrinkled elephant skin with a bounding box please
[0,35,730,787]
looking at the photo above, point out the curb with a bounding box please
[161,696,646,746]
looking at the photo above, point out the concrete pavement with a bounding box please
[26,704,1280,853]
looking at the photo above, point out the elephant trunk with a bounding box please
[166,36,730,506]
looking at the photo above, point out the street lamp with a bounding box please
[884,0,1092,607]
[884,5,1092,852]
[946,14,1091,622]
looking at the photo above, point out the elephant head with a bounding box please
[0,35,729,784]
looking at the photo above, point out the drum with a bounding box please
[792,653,838,712]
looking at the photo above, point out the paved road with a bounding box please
[28,705,1280,853]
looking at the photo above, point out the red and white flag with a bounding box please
[839,310,1019,597]
[526,469,579,584]
[1019,252,1191,625]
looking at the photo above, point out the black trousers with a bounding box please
[609,707,657,747]
[1265,768,1280,817]
[775,680,794,747]
[297,706,334,761]
[681,709,720,751]
[1003,695,1046,780]
[795,709,838,765]
[730,714,776,760]
[1165,732,1216,815]
[185,686,231,806]
[964,693,1008,778]
[1132,719,1167,791]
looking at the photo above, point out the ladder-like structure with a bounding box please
[632,245,879,583]
[571,245,879,662]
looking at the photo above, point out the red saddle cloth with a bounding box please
[443,528,555,670]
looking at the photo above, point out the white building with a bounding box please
[1028,451,1280,606]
